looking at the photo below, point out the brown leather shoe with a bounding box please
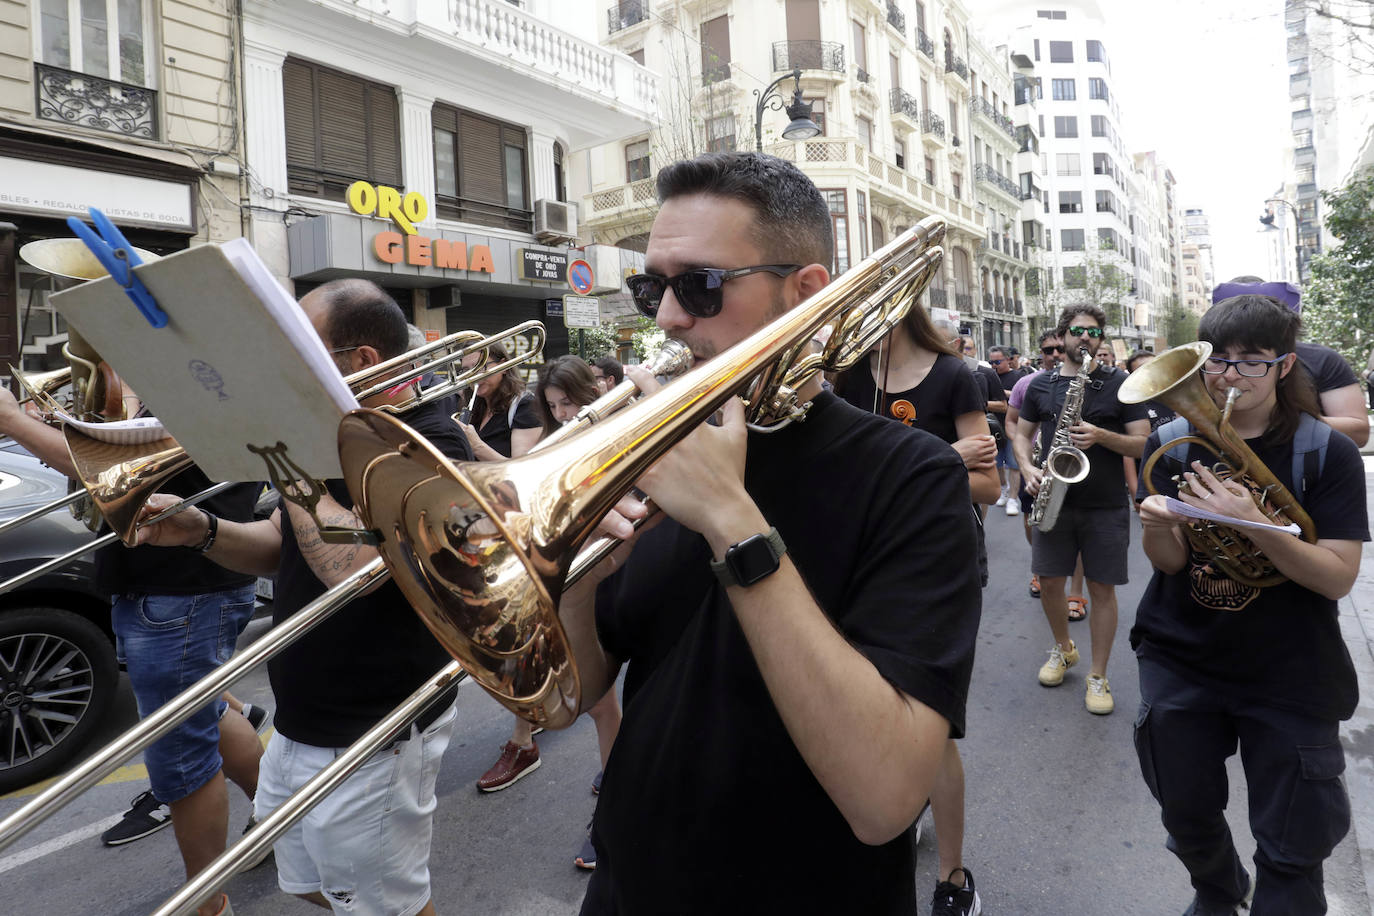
[476,740,540,792]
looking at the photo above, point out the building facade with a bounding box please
[240,0,659,371]
[588,0,1023,351]
[0,0,245,371]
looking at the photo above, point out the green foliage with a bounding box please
[1302,169,1374,367]
[579,323,621,359]
[1158,296,1199,348]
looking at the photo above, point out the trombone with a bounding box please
[0,321,546,597]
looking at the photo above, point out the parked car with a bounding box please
[0,442,114,794]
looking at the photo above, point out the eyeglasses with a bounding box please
[1041,346,1064,355]
[1201,354,1289,378]
[1066,326,1104,339]
[625,264,802,318]
[330,345,360,355]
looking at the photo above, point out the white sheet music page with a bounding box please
[1165,497,1302,536]
[49,242,359,482]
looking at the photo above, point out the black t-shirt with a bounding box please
[1130,424,1368,721]
[95,470,258,595]
[976,365,1004,407]
[269,401,473,747]
[1296,341,1358,393]
[582,392,981,915]
[1021,364,1148,509]
[476,391,540,457]
[837,352,986,444]
[996,368,1021,392]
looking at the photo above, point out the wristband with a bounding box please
[196,511,218,553]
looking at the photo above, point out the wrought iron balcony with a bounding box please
[929,288,949,307]
[984,293,994,309]
[607,0,648,33]
[35,63,157,139]
[955,292,973,311]
[1015,299,1024,315]
[886,2,905,35]
[772,40,845,73]
[972,97,1015,137]
[890,88,920,122]
[975,164,1020,199]
[922,110,945,139]
[945,52,968,80]
[917,29,936,60]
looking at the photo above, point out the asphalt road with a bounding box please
[1,502,1369,915]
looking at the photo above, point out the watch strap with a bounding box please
[709,526,786,588]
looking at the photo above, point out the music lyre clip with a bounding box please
[65,207,169,329]
[248,441,380,546]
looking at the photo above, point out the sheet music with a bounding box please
[1165,497,1301,536]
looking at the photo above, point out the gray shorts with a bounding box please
[1030,504,1131,586]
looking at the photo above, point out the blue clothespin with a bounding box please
[65,208,169,329]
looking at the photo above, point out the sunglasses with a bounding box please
[1067,326,1104,339]
[625,264,802,318]
[989,358,1004,365]
[1041,345,1064,355]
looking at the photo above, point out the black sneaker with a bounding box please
[1182,870,1253,915]
[932,867,982,916]
[239,815,274,870]
[241,703,271,733]
[101,790,171,846]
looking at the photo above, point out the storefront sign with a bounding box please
[563,295,600,328]
[545,298,564,318]
[0,156,194,230]
[348,180,493,274]
[931,306,960,325]
[519,248,568,282]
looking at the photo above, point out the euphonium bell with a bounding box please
[1118,341,1317,588]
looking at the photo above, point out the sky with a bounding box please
[565,0,1293,281]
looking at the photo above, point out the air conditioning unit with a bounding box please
[534,199,578,243]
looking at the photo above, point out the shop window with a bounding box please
[431,102,530,231]
[823,189,849,274]
[625,138,651,182]
[283,59,401,202]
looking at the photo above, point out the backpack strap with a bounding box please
[1154,416,1194,472]
[1289,413,1331,504]
[507,390,530,427]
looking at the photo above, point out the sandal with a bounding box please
[1028,575,1041,598]
[1067,596,1087,622]
[575,824,597,870]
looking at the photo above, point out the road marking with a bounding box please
[0,813,122,876]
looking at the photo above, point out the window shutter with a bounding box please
[366,82,402,186]
[282,59,321,194]
[317,68,370,182]
[459,112,503,205]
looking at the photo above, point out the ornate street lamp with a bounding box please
[754,68,821,152]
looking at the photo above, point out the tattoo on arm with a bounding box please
[290,506,363,576]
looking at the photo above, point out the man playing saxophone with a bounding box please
[1013,305,1149,715]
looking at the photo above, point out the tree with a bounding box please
[1026,236,1134,341]
[1301,169,1374,366]
[1157,295,1199,348]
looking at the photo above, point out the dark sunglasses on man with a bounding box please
[626,264,802,319]
[1041,345,1065,355]
[1066,325,1104,339]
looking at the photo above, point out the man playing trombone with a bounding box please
[0,381,261,916]
[137,279,470,916]
[562,153,982,914]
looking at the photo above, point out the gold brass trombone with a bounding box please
[335,216,946,729]
[1119,341,1317,587]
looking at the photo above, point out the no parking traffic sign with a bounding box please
[568,259,595,295]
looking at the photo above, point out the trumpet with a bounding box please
[335,216,946,729]
[1119,341,1317,587]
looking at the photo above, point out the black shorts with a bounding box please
[1030,504,1131,585]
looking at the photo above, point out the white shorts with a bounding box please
[255,704,456,916]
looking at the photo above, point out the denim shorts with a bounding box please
[112,584,256,803]
[256,704,457,916]
[996,440,1019,470]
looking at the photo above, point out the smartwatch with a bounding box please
[710,527,787,588]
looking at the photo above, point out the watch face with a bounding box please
[727,533,780,587]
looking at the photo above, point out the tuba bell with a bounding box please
[1118,341,1317,588]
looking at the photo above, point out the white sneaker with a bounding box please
[994,488,1009,507]
[1005,499,1020,516]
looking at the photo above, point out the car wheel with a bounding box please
[0,608,117,794]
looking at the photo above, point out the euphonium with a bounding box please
[335,217,947,729]
[1119,342,1316,588]
[1028,347,1092,532]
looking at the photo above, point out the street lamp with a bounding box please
[1260,197,1304,283]
[754,68,821,152]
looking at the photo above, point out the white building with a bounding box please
[240,0,659,365]
[1181,207,1214,315]
[588,0,1010,348]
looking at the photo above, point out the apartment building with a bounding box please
[589,0,1009,348]
[240,0,658,368]
[0,0,245,371]
[1283,0,1374,268]
[1130,150,1179,351]
[1181,207,1214,301]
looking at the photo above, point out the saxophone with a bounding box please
[1028,347,1093,532]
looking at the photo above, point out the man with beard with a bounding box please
[1014,305,1150,715]
[563,152,982,914]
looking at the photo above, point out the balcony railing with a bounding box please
[772,40,845,73]
[917,29,935,60]
[886,2,905,35]
[929,288,949,307]
[1014,299,1024,315]
[35,63,157,139]
[955,292,973,311]
[606,0,648,33]
[975,164,1020,199]
[891,88,920,121]
[922,110,945,139]
[972,97,1015,137]
[945,52,968,80]
[983,293,993,309]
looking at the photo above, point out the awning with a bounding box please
[0,118,202,173]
